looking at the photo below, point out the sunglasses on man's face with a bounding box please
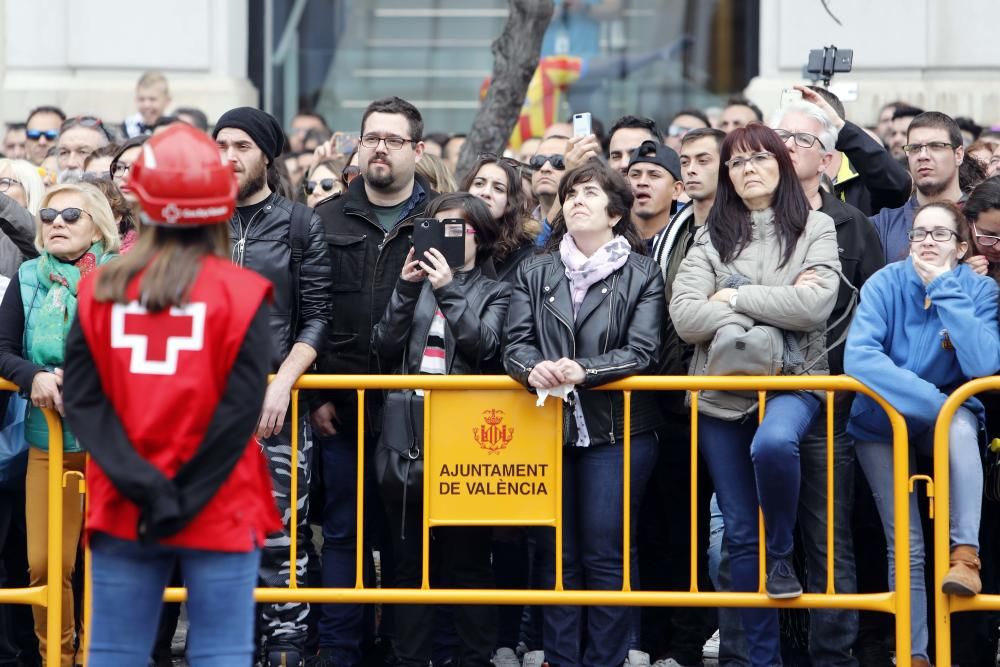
[528,154,566,170]
[26,129,59,141]
[39,207,90,224]
[304,179,337,195]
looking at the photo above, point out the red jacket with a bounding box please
[72,256,282,551]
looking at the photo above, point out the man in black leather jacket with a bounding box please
[214,106,331,667]
[312,97,435,666]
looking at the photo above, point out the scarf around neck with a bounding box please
[30,241,113,366]
[559,234,631,317]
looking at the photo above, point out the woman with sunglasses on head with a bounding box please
[845,202,1000,667]
[461,154,540,283]
[371,192,509,667]
[0,182,119,665]
[670,123,840,666]
[303,159,345,209]
[504,160,664,667]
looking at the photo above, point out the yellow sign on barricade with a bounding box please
[426,389,561,526]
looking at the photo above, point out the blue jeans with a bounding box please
[536,433,657,667]
[87,532,259,667]
[855,405,982,662]
[315,432,364,664]
[708,495,751,667]
[699,392,820,667]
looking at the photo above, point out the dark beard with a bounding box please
[917,177,950,199]
[238,160,268,201]
[364,166,394,190]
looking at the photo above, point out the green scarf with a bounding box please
[29,241,113,366]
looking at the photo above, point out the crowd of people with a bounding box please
[1,64,1000,667]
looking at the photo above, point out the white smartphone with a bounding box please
[779,88,803,109]
[572,112,592,137]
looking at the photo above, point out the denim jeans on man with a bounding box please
[855,405,982,663]
[535,433,657,667]
[699,392,820,667]
[87,532,259,667]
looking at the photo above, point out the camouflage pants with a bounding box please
[259,418,312,650]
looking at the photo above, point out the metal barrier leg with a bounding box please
[43,410,64,667]
[891,412,912,666]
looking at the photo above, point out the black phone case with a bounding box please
[413,218,466,268]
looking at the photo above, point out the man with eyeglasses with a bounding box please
[56,116,110,182]
[529,135,570,247]
[664,109,710,153]
[312,96,436,667]
[796,86,912,217]
[24,105,65,166]
[212,106,332,667]
[871,111,965,265]
[768,100,885,667]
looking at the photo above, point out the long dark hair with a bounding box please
[425,192,500,269]
[460,155,536,259]
[707,123,810,267]
[544,160,645,253]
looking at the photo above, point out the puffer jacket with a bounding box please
[228,193,331,371]
[0,193,39,278]
[504,250,665,446]
[372,267,511,374]
[669,208,841,420]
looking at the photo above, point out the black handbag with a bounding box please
[375,390,424,506]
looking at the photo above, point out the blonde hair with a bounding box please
[415,153,458,193]
[0,158,45,214]
[36,183,121,253]
[137,70,169,94]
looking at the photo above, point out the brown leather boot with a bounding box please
[910,657,931,667]
[941,544,982,596]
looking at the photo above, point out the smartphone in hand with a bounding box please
[412,218,466,268]
[573,112,592,137]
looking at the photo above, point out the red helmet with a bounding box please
[127,123,237,226]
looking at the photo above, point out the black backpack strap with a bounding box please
[288,202,311,336]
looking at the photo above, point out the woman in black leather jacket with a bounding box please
[503,161,665,667]
[372,192,510,667]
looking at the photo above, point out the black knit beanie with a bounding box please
[213,107,285,162]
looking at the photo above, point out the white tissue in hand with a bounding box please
[535,384,574,406]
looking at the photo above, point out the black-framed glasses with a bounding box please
[907,227,959,242]
[528,154,566,170]
[112,162,131,178]
[972,223,1000,248]
[26,129,58,141]
[724,151,774,170]
[39,207,91,224]
[0,177,22,192]
[305,178,337,195]
[902,142,955,156]
[775,129,826,150]
[360,134,415,151]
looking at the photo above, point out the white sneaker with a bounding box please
[522,650,545,667]
[624,650,651,666]
[493,647,520,667]
[652,659,694,667]
[703,629,721,660]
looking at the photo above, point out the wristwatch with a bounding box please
[728,290,739,310]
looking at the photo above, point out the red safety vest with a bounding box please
[77,255,282,551]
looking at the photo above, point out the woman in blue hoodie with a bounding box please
[845,201,1000,667]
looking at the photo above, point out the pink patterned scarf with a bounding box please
[559,234,631,317]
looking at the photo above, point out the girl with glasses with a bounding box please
[303,159,346,209]
[845,201,1000,667]
[963,175,1000,282]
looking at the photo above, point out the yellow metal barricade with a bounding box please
[0,378,67,666]
[33,374,912,666]
[932,376,1000,667]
